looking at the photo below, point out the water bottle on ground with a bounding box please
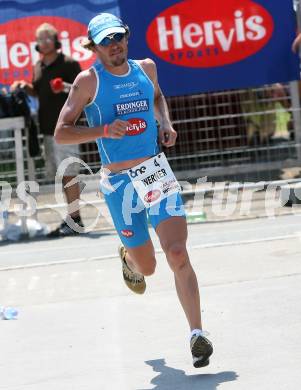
[0,306,18,320]
[186,211,207,223]
[0,209,9,231]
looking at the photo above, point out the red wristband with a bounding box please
[103,124,109,138]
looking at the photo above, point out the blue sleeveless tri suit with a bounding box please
[84,59,185,247]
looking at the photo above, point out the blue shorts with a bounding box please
[100,171,186,248]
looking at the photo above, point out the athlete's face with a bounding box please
[93,34,128,68]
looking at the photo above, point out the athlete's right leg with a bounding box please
[100,171,156,292]
[118,240,156,294]
[124,239,156,276]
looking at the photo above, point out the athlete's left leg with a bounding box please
[155,216,202,330]
[156,216,213,367]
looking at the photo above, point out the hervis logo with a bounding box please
[144,190,161,204]
[146,0,274,68]
[126,118,147,136]
[121,230,134,238]
[0,16,94,84]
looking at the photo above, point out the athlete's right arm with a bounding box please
[55,69,130,144]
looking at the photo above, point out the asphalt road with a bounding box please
[0,215,301,390]
[1,214,301,270]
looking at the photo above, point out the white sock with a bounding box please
[190,328,205,340]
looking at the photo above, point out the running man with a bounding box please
[54,13,213,368]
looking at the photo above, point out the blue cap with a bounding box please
[88,13,126,45]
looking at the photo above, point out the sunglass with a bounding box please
[36,37,54,44]
[99,32,126,47]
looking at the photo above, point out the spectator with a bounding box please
[240,84,291,145]
[11,23,83,237]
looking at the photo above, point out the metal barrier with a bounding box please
[165,82,301,181]
[0,84,300,186]
[80,82,301,182]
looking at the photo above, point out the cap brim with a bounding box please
[93,26,126,44]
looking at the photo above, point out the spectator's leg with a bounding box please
[55,143,82,220]
[62,175,80,218]
[43,135,57,181]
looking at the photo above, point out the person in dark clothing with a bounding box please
[11,23,84,236]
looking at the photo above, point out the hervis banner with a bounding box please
[0,0,299,95]
[119,0,300,96]
[0,0,120,86]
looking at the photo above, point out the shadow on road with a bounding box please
[0,230,114,247]
[138,358,238,390]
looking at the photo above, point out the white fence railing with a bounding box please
[0,117,28,234]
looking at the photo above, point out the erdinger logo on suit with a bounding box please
[126,118,147,136]
[114,99,149,116]
[144,190,162,204]
[0,16,93,84]
[146,0,274,68]
[121,229,134,238]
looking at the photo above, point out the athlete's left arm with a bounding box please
[140,58,177,147]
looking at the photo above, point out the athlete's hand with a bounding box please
[159,126,177,147]
[106,119,131,139]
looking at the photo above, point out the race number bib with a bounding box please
[127,153,181,208]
